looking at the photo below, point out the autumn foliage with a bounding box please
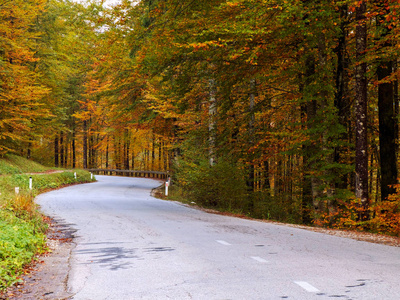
[1,0,400,235]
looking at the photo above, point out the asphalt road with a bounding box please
[36,175,400,300]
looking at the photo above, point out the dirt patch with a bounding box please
[26,170,66,176]
[1,218,76,300]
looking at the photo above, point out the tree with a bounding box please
[0,0,50,155]
[375,1,398,201]
[354,1,369,217]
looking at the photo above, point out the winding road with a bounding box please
[36,175,400,300]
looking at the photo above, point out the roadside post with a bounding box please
[29,177,33,190]
[74,172,77,179]
[165,180,169,196]
[15,187,19,194]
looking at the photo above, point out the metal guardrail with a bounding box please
[87,169,169,179]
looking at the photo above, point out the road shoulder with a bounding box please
[2,218,75,300]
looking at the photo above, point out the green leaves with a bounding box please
[0,209,46,290]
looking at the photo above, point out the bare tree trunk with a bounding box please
[152,133,155,171]
[117,136,121,170]
[27,140,32,159]
[209,79,217,166]
[158,140,162,171]
[72,128,76,169]
[54,135,59,168]
[125,130,130,171]
[60,132,64,168]
[131,149,135,170]
[83,120,88,169]
[247,79,256,192]
[334,4,351,189]
[378,60,397,201]
[377,4,398,201]
[263,159,270,192]
[355,1,369,218]
[394,61,399,161]
[105,136,109,169]
[64,137,68,168]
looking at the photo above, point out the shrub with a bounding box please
[175,158,249,213]
[312,191,400,236]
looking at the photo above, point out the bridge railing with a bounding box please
[87,169,169,179]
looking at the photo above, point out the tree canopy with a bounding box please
[1,0,400,234]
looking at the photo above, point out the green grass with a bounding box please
[0,155,95,291]
[0,154,51,175]
[0,209,46,289]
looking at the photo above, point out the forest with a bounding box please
[1,0,400,235]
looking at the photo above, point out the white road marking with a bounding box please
[216,240,231,246]
[250,256,268,263]
[294,281,320,293]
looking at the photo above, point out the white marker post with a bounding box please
[29,177,33,190]
[15,187,19,195]
[74,172,77,179]
[165,180,169,197]
[91,173,93,180]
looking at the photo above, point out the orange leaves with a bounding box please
[313,193,400,237]
[0,0,52,150]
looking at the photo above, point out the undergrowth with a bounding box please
[166,158,400,237]
[0,209,46,289]
[0,156,94,291]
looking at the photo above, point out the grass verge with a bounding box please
[0,155,95,291]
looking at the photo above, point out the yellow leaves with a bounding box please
[142,83,179,120]
[188,40,226,52]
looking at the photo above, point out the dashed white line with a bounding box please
[294,281,320,293]
[216,240,231,246]
[250,256,268,263]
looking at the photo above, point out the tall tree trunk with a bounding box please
[152,133,155,171]
[27,140,32,159]
[209,79,217,166]
[125,130,130,171]
[54,135,59,168]
[377,3,398,201]
[334,4,351,189]
[72,127,76,169]
[117,136,122,170]
[131,148,135,170]
[64,137,68,168]
[378,60,397,200]
[301,104,313,224]
[394,61,399,161]
[83,120,88,169]
[158,140,162,171]
[263,159,270,192]
[105,137,109,169]
[60,132,64,168]
[88,133,91,169]
[355,1,369,218]
[247,79,256,192]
